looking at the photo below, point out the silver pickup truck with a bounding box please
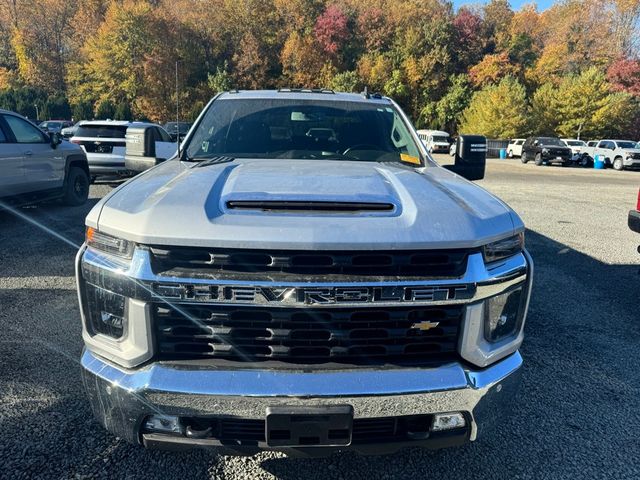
[76,90,533,456]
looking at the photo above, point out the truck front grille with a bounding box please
[149,247,470,278]
[153,304,463,366]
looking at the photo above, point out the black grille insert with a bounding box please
[225,201,395,212]
[149,247,470,278]
[154,304,463,365]
[174,415,446,444]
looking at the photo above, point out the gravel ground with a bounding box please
[1,161,639,479]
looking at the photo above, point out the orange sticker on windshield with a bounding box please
[400,153,421,165]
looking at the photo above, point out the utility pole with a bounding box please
[34,104,39,121]
[176,60,180,157]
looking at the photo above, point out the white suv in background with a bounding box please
[507,138,525,157]
[71,121,132,181]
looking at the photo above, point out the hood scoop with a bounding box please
[225,200,395,213]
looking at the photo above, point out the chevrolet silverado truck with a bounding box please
[589,139,640,170]
[76,90,533,456]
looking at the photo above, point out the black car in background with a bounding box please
[163,121,192,142]
[521,137,572,166]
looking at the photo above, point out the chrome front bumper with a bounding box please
[81,348,523,453]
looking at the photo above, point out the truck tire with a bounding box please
[534,153,543,166]
[581,155,591,167]
[613,156,624,171]
[521,151,528,163]
[62,166,90,206]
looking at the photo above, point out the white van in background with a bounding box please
[416,129,450,153]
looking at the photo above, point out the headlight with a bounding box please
[83,283,127,339]
[484,286,526,342]
[542,148,549,154]
[86,227,134,258]
[483,233,524,263]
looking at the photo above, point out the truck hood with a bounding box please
[89,159,521,250]
[620,148,640,154]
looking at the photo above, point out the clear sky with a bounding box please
[453,0,555,12]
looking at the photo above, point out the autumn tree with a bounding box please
[459,76,528,138]
[607,57,640,96]
[314,4,350,58]
[452,8,484,71]
[281,32,330,88]
[469,52,519,87]
[531,67,636,138]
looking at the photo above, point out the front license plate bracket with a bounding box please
[266,405,354,447]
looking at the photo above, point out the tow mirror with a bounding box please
[50,132,62,148]
[445,135,486,181]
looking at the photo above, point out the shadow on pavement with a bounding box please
[0,198,99,278]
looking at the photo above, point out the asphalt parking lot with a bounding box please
[1,159,639,479]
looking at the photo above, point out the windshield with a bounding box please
[75,125,127,138]
[616,141,637,149]
[432,135,449,143]
[565,140,586,146]
[186,98,423,164]
[539,137,564,146]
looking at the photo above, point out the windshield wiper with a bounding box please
[194,155,235,167]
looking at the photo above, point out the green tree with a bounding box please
[530,82,559,135]
[329,71,360,92]
[114,101,133,120]
[459,76,528,138]
[95,100,115,119]
[531,67,637,138]
[208,61,233,94]
[72,100,94,121]
[432,74,472,132]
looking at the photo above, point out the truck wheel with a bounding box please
[62,167,90,206]
[534,153,543,166]
[613,156,624,171]
[521,152,528,163]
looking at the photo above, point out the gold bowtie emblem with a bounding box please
[410,321,440,331]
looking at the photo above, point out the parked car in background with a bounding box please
[163,121,192,142]
[581,141,599,159]
[124,122,176,173]
[521,137,572,166]
[507,138,525,157]
[39,120,73,135]
[61,121,84,138]
[0,109,89,206]
[561,139,590,167]
[590,139,640,170]
[70,120,131,181]
[561,139,587,155]
[416,129,450,153]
